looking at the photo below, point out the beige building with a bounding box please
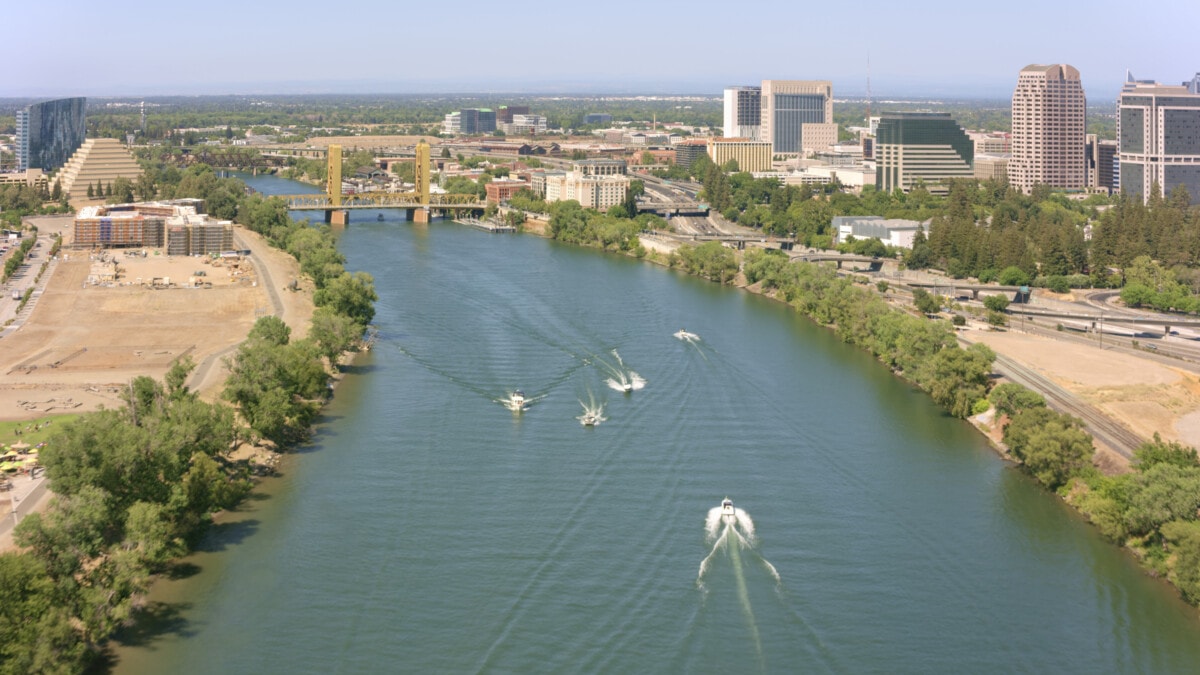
[544,171,630,210]
[706,138,772,172]
[1010,64,1086,193]
[55,138,145,201]
[969,132,1011,155]
[759,80,837,156]
[0,168,48,191]
[974,153,1010,181]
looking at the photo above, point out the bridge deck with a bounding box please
[279,193,485,210]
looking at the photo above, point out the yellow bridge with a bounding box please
[276,141,485,224]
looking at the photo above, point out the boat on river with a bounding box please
[674,329,699,341]
[505,390,527,413]
[721,497,736,522]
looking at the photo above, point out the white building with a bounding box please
[831,215,925,249]
[442,112,462,135]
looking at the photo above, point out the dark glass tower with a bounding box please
[16,97,87,172]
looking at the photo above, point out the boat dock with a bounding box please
[453,217,516,233]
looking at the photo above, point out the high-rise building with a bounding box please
[1009,64,1086,193]
[584,113,613,125]
[1085,134,1118,194]
[723,86,761,140]
[15,97,87,172]
[1118,72,1200,203]
[759,80,836,156]
[874,112,974,194]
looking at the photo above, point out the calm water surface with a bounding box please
[114,175,1200,673]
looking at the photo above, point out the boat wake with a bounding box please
[594,350,646,394]
[577,400,607,427]
[697,498,777,669]
[674,328,700,342]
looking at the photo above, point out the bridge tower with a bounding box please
[413,140,431,223]
[325,144,347,225]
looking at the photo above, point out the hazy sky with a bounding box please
[4,0,1197,99]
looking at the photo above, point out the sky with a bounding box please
[4,0,1198,100]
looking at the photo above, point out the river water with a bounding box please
[113,175,1200,673]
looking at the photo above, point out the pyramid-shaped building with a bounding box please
[55,138,144,201]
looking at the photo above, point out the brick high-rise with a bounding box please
[1009,64,1086,193]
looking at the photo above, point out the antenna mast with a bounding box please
[866,53,872,124]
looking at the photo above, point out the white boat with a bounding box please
[506,389,527,412]
[674,328,699,341]
[580,411,600,426]
[721,497,736,521]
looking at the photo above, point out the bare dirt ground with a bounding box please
[0,226,313,420]
[968,329,1200,453]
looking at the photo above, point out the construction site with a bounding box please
[0,221,313,421]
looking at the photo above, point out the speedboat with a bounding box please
[721,497,736,521]
[674,328,699,341]
[580,411,600,426]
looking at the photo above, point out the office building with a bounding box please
[875,112,973,194]
[584,113,613,125]
[759,80,836,156]
[497,105,529,124]
[970,131,1011,155]
[442,111,461,135]
[456,109,497,135]
[1085,134,1118,194]
[674,139,709,168]
[974,154,1010,182]
[723,86,761,140]
[707,138,772,172]
[1010,64,1086,193]
[55,138,144,201]
[16,97,87,172]
[1118,72,1200,203]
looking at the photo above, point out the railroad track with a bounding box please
[990,352,1143,460]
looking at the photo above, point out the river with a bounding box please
[113,174,1200,673]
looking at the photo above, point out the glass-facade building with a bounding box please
[1119,76,1200,203]
[875,112,973,194]
[769,94,826,153]
[458,108,497,135]
[758,80,835,156]
[15,97,87,172]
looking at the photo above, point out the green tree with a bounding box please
[310,307,362,367]
[988,382,1045,417]
[1003,407,1094,489]
[983,294,1010,312]
[313,271,378,326]
[912,287,942,315]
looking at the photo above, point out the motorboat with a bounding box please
[674,328,699,341]
[377,214,385,221]
[580,411,600,426]
[721,497,736,521]
[506,389,527,412]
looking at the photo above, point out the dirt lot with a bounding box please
[0,226,313,420]
[968,329,1200,451]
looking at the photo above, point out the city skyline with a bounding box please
[4,0,1198,99]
